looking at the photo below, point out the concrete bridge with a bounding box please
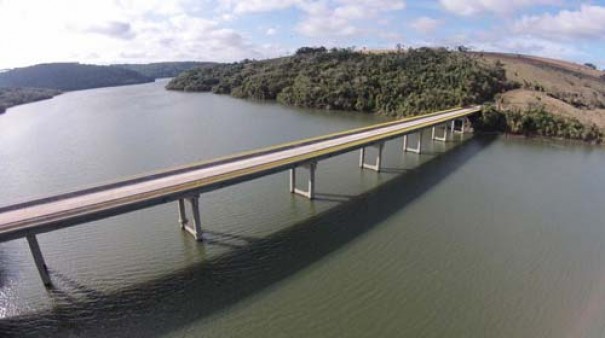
[0,106,481,286]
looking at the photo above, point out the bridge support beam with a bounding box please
[26,234,52,287]
[403,132,422,154]
[178,195,204,241]
[432,124,448,142]
[290,162,317,199]
[359,142,384,172]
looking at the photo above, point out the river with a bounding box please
[1,80,605,337]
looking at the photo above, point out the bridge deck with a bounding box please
[0,106,480,242]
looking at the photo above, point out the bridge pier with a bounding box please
[178,195,204,241]
[432,124,448,142]
[177,198,188,229]
[26,233,52,287]
[290,162,317,199]
[451,118,468,134]
[359,142,384,172]
[403,132,422,154]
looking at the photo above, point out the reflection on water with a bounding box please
[1,81,605,337]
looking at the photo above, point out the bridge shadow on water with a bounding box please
[0,135,497,337]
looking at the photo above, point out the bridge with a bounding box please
[0,106,481,286]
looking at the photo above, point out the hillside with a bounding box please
[0,87,61,114]
[168,47,603,143]
[0,63,154,91]
[167,47,510,117]
[111,62,216,79]
[476,52,605,129]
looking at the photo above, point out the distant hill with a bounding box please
[111,62,216,79]
[0,63,154,91]
[0,87,61,114]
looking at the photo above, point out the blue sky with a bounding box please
[1,0,604,69]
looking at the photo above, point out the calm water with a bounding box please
[1,80,605,337]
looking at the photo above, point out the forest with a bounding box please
[167,47,511,117]
[473,105,602,142]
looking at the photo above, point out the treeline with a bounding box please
[167,47,512,117]
[111,62,216,79]
[0,87,61,113]
[0,63,153,91]
[473,105,602,143]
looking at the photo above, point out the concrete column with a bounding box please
[291,162,317,199]
[453,118,466,134]
[360,142,384,172]
[289,168,296,193]
[376,142,384,170]
[26,234,51,287]
[433,124,448,142]
[359,147,365,168]
[307,162,316,200]
[404,132,422,154]
[186,195,204,241]
[177,198,188,229]
[451,120,456,134]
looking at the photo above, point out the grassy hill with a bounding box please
[111,62,216,79]
[476,52,605,130]
[0,63,154,91]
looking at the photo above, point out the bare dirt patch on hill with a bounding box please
[475,52,605,129]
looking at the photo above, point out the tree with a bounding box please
[584,62,597,70]
[295,46,327,55]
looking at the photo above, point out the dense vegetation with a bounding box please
[474,105,603,143]
[167,47,512,117]
[111,62,216,79]
[0,87,61,114]
[0,63,153,91]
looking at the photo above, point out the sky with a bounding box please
[1,0,604,69]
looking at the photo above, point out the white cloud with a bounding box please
[220,0,302,14]
[266,28,277,36]
[440,0,558,16]
[296,0,406,37]
[0,0,278,68]
[515,5,605,40]
[410,17,441,34]
[217,0,405,38]
[83,21,135,40]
